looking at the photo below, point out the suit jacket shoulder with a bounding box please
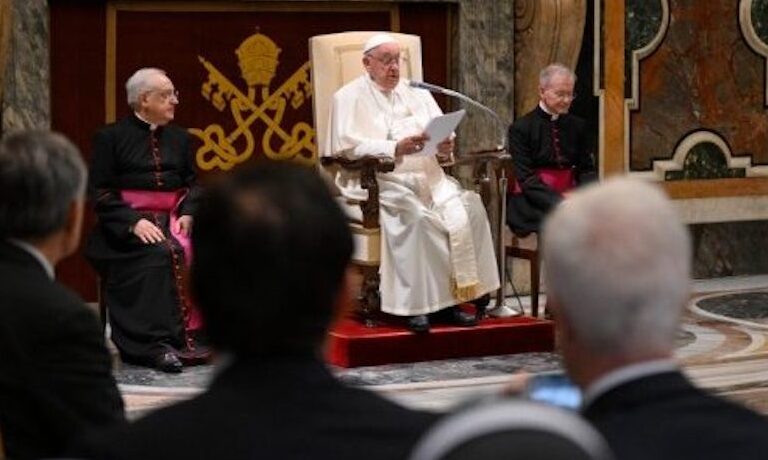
[584,370,768,460]
[0,242,124,459]
[76,357,438,460]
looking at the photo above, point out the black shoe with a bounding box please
[472,294,491,319]
[176,339,214,365]
[152,351,183,373]
[472,294,491,308]
[407,315,430,333]
[434,306,478,327]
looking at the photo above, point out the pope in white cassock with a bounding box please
[325,33,505,333]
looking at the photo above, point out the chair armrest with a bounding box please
[321,155,395,229]
[452,147,511,166]
[446,147,512,183]
[320,155,396,173]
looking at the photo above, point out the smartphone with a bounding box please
[524,372,582,410]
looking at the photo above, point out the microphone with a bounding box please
[409,80,506,149]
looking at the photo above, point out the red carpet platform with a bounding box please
[325,314,555,368]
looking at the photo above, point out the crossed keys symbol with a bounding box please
[189,56,316,171]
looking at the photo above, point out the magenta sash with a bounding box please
[120,189,201,331]
[121,189,192,263]
[510,168,575,195]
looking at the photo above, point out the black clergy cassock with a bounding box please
[85,114,200,362]
[506,105,596,235]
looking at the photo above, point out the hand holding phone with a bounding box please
[524,372,582,410]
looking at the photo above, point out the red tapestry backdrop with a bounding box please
[50,1,452,300]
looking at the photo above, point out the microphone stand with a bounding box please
[409,80,505,149]
[410,81,520,316]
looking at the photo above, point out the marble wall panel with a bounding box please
[625,0,662,97]
[754,0,768,43]
[454,0,515,153]
[2,0,48,132]
[629,0,768,172]
[691,221,768,278]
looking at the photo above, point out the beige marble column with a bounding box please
[513,0,586,117]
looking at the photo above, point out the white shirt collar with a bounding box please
[134,111,158,131]
[582,359,678,409]
[539,101,560,121]
[7,238,55,279]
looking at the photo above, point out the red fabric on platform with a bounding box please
[325,311,554,367]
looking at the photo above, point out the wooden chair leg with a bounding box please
[530,255,540,318]
[359,265,380,328]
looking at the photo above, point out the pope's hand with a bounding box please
[436,137,454,163]
[395,133,430,157]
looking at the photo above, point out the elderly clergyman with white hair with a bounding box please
[326,33,503,333]
[86,67,207,373]
[542,177,768,460]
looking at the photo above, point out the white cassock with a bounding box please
[326,75,500,316]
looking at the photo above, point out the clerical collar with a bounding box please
[539,102,560,121]
[134,112,158,131]
[7,238,55,279]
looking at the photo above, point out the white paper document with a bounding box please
[417,109,466,156]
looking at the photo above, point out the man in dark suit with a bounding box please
[74,162,439,460]
[541,177,768,460]
[0,131,125,459]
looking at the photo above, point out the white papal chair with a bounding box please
[309,31,423,325]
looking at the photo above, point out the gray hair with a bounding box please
[125,67,166,109]
[542,177,691,356]
[540,63,576,88]
[0,130,87,239]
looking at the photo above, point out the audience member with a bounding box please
[74,162,439,460]
[327,33,504,332]
[507,63,595,236]
[410,399,613,460]
[86,67,206,373]
[542,177,768,460]
[0,131,124,459]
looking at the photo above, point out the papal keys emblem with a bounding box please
[190,32,315,171]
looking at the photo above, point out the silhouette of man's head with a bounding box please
[191,162,353,357]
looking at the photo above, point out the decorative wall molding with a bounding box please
[624,0,668,178]
[739,0,768,106]
[635,130,768,181]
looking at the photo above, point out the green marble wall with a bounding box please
[754,0,768,44]
[665,142,745,181]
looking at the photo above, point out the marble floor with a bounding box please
[118,275,768,418]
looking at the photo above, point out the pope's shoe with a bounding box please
[433,306,478,327]
[407,314,430,333]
